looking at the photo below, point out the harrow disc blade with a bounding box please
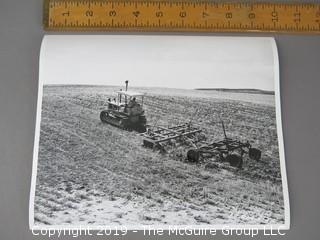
[187,149,200,162]
[226,153,243,168]
[249,148,262,161]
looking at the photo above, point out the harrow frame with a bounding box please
[141,123,202,149]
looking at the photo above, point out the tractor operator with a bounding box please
[127,97,143,116]
[128,97,136,108]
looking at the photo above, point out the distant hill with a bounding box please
[195,88,275,95]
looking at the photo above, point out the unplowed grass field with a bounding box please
[34,85,285,226]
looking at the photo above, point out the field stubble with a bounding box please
[34,85,284,226]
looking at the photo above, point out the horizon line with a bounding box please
[43,83,274,93]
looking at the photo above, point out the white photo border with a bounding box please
[29,35,290,230]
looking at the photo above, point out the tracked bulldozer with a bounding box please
[100,81,147,133]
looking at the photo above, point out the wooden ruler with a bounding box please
[44,0,320,33]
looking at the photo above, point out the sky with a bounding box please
[41,35,276,91]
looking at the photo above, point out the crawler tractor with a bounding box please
[100,81,147,133]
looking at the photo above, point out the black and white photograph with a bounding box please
[29,35,289,229]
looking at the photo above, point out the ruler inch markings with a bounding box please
[44,0,320,33]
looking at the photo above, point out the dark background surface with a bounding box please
[0,0,319,239]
